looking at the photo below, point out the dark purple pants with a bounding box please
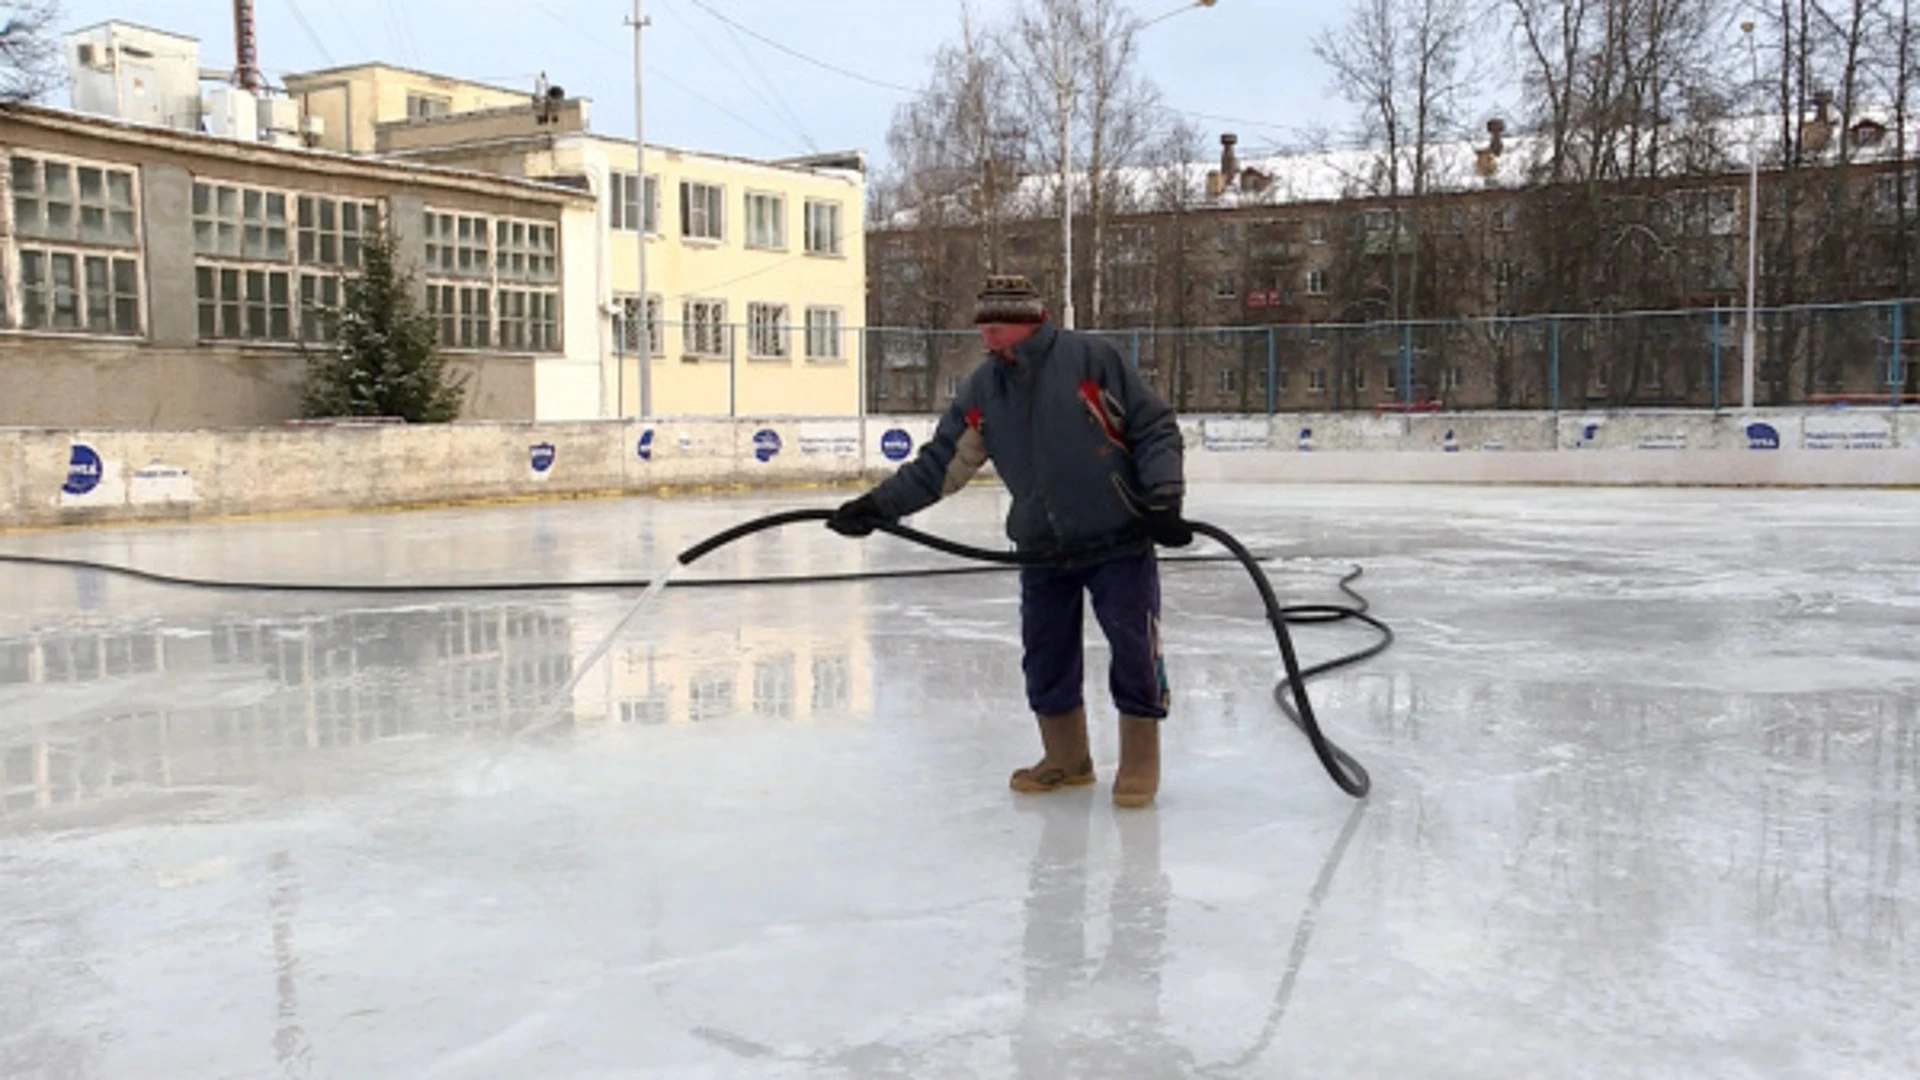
[1020,548,1169,720]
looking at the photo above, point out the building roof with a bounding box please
[281,62,530,101]
[61,19,201,43]
[0,102,597,205]
[878,112,1920,230]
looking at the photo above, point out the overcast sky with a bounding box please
[55,0,1391,167]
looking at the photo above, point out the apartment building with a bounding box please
[869,132,1919,414]
[288,63,867,418]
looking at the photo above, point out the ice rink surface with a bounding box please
[2,483,1916,1079]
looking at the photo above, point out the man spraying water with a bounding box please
[829,275,1191,808]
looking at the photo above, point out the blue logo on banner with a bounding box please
[62,444,103,496]
[637,429,655,461]
[1443,429,1460,453]
[753,428,783,463]
[1297,427,1314,452]
[530,443,556,473]
[1746,422,1781,450]
[881,428,913,462]
[1583,423,1602,443]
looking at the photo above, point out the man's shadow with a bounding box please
[1014,793,1197,1079]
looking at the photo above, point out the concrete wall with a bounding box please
[3,408,1914,530]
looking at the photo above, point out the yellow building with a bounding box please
[286,63,869,418]
[282,64,531,155]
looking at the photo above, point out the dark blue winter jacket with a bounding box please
[870,320,1185,561]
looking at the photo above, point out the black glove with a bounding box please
[1142,489,1193,548]
[827,492,888,538]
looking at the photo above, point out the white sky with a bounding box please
[52,0,1413,166]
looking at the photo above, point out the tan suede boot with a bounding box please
[1112,714,1161,809]
[1009,705,1095,793]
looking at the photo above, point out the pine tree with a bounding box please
[300,222,466,422]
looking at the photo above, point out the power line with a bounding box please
[682,0,918,94]
[278,0,335,67]
[526,0,807,153]
[662,0,819,153]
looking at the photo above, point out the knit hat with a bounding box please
[974,274,1047,325]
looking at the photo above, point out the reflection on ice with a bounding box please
[0,485,1915,1077]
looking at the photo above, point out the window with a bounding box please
[422,209,561,352]
[1214,274,1238,299]
[1441,367,1463,392]
[681,181,725,241]
[805,307,842,361]
[299,274,343,343]
[745,192,786,249]
[683,298,727,358]
[297,196,374,268]
[610,172,660,233]
[616,294,663,356]
[1349,367,1367,391]
[1386,364,1400,392]
[1307,217,1327,244]
[1495,260,1515,289]
[1672,188,1738,237]
[1306,269,1328,295]
[18,250,140,334]
[804,200,842,255]
[1218,368,1238,394]
[497,289,558,352]
[426,284,492,349]
[748,302,790,359]
[406,93,451,120]
[945,374,961,399]
[12,155,138,247]
[1309,368,1328,392]
[192,183,290,260]
[197,265,291,341]
[496,220,558,282]
[1495,203,1517,231]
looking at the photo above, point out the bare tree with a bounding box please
[1313,0,1475,330]
[1003,0,1087,318]
[1077,0,1164,326]
[1,0,61,103]
[872,3,1033,406]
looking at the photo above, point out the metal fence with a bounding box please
[861,299,1920,415]
[604,300,1917,416]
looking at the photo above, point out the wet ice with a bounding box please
[1,484,1916,1077]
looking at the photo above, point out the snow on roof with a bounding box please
[876,112,1920,232]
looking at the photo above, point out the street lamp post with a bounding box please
[630,0,651,418]
[1742,20,1760,413]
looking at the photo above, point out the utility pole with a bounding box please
[1059,79,1076,330]
[1742,20,1760,413]
[629,0,652,417]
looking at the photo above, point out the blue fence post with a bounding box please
[1893,302,1905,409]
[1266,327,1278,416]
[1549,317,1562,415]
[1711,307,1722,414]
[1400,320,1414,411]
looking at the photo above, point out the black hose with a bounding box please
[683,510,1380,798]
[0,549,1242,594]
[1,511,1386,798]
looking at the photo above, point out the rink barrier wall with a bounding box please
[2,409,1916,528]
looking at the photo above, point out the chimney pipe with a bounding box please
[233,0,262,90]
[1220,133,1239,185]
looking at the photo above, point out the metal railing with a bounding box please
[605,300,1919,416]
